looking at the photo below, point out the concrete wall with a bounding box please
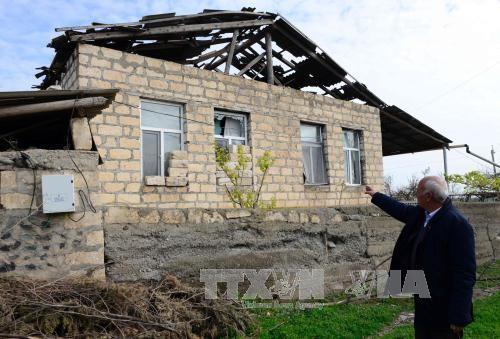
[0,150,104,279]
[103,203,499,292]
[63,43,384,209]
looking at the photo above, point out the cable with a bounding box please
[65,96,97,223]
[1,137,49,227]
[415,60,500,110]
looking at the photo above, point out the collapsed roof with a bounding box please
[38,8,452,155]
[0,89,117,151]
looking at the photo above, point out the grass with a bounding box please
[248,260,499,338]
[250,299,412,338]
[380,292,500,338]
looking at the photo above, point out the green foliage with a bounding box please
[214,143,276,209]
[446,171,500,194]
[250,299,410,338]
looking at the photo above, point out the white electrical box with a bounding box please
[42,175,75,213]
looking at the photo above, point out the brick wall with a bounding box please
[0,150,104,279]
[64,43,384,209]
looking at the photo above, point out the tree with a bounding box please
[214,144,276,209]
[446,171,500,200]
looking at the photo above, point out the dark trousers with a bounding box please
[415,326,463,339]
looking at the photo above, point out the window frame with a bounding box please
[300,122,328,185]
[214,110,248,147]
[343,129,362,186]
[140,99,184,177]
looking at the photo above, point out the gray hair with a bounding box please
[423,176,449,203]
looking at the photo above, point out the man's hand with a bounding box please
[364,185,377,197]
[450,324,463,335]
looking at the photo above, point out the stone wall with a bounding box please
[103,203,499,292]
[64,43,384,209]
[0,150,105,279]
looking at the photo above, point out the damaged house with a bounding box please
[2,9,474,284]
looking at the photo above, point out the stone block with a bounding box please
[105,207,140,224]
[145,176,166,186]
[170,150,188,160]
[310,215,321,224]
[287,211,300,223]
[264,212,286,222]
[161,210,186,224]
[0,171,16,192]
[188,209,203,224]
[64,211,102,229]
[1,193,32,209]
[65,250,104,266]
[202,211,225,223]
[169,160,188,168]
[226,209,252,219]
[165,177,188,187]
[86,230,104,246]
[139,210,160,223]
[71,118,92,150]
[168,167,188,177]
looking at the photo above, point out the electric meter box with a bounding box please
[42,175,75,214]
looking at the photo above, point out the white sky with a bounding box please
[0,0,499,187]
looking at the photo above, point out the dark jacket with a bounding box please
[371,193,476,328]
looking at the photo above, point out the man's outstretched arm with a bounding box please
[365,185,417,223]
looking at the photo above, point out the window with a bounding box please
[141,100,183,176]
[343,129,362,185]
[214,111,247,148]
[300,123,327,185]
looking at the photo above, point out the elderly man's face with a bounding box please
[416,180,431,209]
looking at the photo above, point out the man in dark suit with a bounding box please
[365,176,476,338]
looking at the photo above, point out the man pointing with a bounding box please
[365,176,476,338]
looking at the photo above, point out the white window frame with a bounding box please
[343,129,362,185]
[140,99,183,177]
[301,123,328,185]
[214,111,247,146]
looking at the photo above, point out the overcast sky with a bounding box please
[1,0,499,187]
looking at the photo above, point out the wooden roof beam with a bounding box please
[69,19,274,42]
[205,28,268,70]
[57,11,273,32]
[237,53,265,76]
[224,29,239,74]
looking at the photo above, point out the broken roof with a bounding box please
[38,8,452,155]
[0,89,117,152]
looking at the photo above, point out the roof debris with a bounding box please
[38,8,451,155]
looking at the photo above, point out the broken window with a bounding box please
[343,129,362,185]
[300,123,327,185]
[214,111,247,148]
[140,100,183,177]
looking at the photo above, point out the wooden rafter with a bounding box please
[224,29,239,74]
[69,19,274,42]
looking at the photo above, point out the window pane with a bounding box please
[164,132,181,170]
[214,117,223,136]
[301,124,321,143]
[351,150,361,184]
[142,130,160,176]
[141,101,181,130]
[344,150,350,183]
[215,138,229,149]
[302,145,312,184]
[231,139,245,145]
[343,130,359,148]
[311,146,327,184]
[224,117,244,138]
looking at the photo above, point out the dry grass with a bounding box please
[0,274,252,338]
